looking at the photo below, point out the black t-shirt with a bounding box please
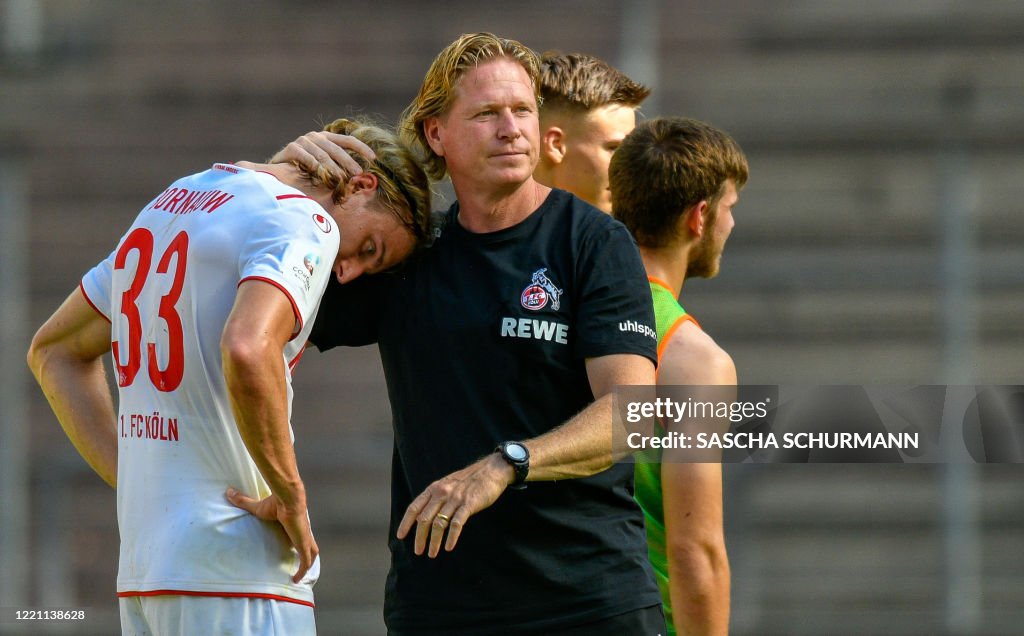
[310,189,660,634]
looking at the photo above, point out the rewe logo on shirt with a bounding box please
[500,317,569,345]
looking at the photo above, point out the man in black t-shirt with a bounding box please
[277,33,663,635]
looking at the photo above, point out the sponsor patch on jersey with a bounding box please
[312,213,332,233]
[501,317,570,344]
[291,266,312,292]
[303,252,321,275]
[521,268,563,311]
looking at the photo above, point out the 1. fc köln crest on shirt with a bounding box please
[521,268,563,311]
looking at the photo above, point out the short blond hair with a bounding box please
[399,32,542,181]
[540,52,650,116]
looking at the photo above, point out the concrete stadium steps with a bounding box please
[737,466,1024,525]
[743,0,1024,50]
[684,287,1024,340]
[658,2,1024,146]
[99,0,628,58]
[712,340,1022,386]
[660,49,1024,143]
[699,242,1023,291]
[726,464,1024,633]
[737,151,1024,244]
[49,0,628,103]
[29,472,118,609]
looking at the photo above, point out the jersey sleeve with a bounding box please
[237,200,340,340]
[307,273,382,350]
[572,219,658,365]
[80,247,117,322]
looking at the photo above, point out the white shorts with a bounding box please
[118,594,316,636]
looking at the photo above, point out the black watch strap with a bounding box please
[496,441,530,490]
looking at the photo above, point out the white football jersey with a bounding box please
[81,163,339,606]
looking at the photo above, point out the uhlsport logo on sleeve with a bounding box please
[521,268,563,311]
[619,319,657,341]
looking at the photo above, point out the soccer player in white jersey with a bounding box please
[27,117,431,636]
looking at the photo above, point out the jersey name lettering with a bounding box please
[149,187,235,216]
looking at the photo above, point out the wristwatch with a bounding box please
[496,441,530,490]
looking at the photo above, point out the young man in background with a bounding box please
[611,116,749,636]
[533,52,650,212]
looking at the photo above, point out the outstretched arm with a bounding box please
[397,352,655,558]
[221,280,318,584]
[28,287,118,488]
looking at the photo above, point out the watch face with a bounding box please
[505,443,527,462]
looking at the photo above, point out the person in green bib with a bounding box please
[610,117,749,636]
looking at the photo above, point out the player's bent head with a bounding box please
[311,117,431,242]
[399,32,542,181]
[305,118,432,282]
[610,117,748,249]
